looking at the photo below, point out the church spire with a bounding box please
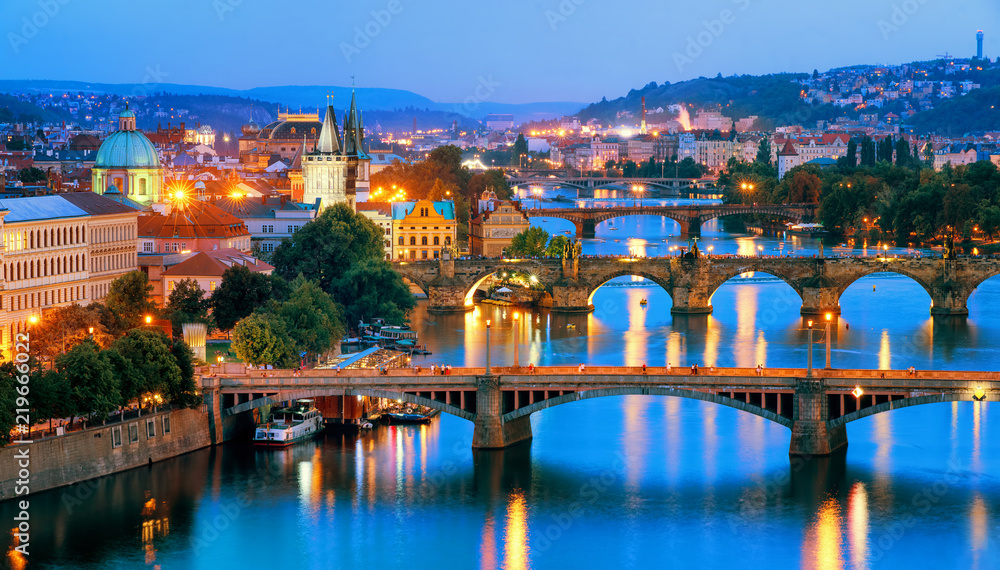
[316,99,342,154]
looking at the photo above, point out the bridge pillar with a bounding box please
[678,218,701,238]
[472,375,532,449]
[427,285,473,313]
[670,286,713,314]
[550,284,594,313]
[800,286,841,317]
[789,378,847,456]
[580,219,596,239]
[930,285,970,317]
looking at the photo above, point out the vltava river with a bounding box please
[4,198,998,568]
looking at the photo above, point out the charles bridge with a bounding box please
[525,203,815,238]
[202,365,996,456]
[393,255,1000,317]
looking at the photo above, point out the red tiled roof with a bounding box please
[161,248,273,277]
[138,200,250,239]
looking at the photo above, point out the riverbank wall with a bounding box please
[0,407,212,500]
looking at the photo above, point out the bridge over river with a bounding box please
[394,255,1000,316]
[202,366,997,456]
[525,203,815,238]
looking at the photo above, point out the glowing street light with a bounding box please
[852,385,864,399]
[145,315,153,325]
[485,319,492,375]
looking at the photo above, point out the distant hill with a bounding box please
[0,80,583,125]
[905,86,1000,136]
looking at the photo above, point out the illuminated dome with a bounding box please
[241,119,261,136]
[94,107,160,169]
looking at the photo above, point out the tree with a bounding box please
[231,313,294,367]
[170,340,200,408]
[978,205,1000,239]
[843,138,858,168]
[271,203,384,293]
[17,167,46,184]
[57,341,121,424]
[546,234,571,257]
[103,271,157,337]
[895,138,911,168]
[860,136,877,167]
[273,277,345,360]
[468,169,512,200]
[0,363,21,444]
[755,137,772,166]
[676,157,705,178]
[506,226,550,257]
[331,259,416,327]
[164,278,213,336]
[31,304,111,362]
[111,329,185,409]
[788,170,822,203]
[211,266,286,331]
[31,369,73,433]
[511,133,529,166]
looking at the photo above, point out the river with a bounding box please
[4,194,998,569]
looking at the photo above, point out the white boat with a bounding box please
[379,326,418,346]
[254,400,323,447]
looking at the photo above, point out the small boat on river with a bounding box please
[253,400,323,447]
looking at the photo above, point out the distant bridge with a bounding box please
[202,366,997,456]
[393,256,1000,316]
[507,175,718,195]
[525,203,815,238]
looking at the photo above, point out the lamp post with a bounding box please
[512,312,520,368]
[806,319,814,377]
[485,319,492,375]
[825,313,832,369]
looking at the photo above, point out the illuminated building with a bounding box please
[469,192,529,257]
[301,91,370,212]
[91,104,164,206]
[392,200,456,260]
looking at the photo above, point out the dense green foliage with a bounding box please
[506,226,550,257]
[210,266,288,331]
[163,279,213,336]
[103,271,157,337]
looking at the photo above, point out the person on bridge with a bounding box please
[667,362,672,373]
[642,363,647,374]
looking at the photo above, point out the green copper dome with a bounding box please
[94,129,160,169]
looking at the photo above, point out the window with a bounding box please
[262,225,274,233]
[421,237,428,246]
[162,415,171,434]
[128,423,139,444]
[146,418,156,438]
[261,243,274,252]
[445,236,452,246]
[398,236,404,246]
[287,225,299,233]
[210,281,217,291]
[433,236,440,246]
[168,281,175,291]
[409,236,416,246]
[433,250,440,259]
[112,426,123,448]
[421,250,428,259]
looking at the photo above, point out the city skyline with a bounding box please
[1,0,997,104]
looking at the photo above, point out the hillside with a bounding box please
[906,86,1000,136]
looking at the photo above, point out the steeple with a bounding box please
[344,89,363,156]
[316,102,342,154]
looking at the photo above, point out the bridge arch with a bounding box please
[827,393,982,428]
[586,271,673,305]
[463,262,550,307]
[501,387,794,429]
[835,268,936,304]
[222,388,475,422]
[706,266,804,304]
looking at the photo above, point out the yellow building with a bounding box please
[391,200,456,260]
[0,193,140,355]
[469,198,530,257]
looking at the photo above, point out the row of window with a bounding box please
[94,253,134,273]
[398,236,451,246]
[8,285,85,312]
[4,224,87,252]
[111,415,172,448]
[4,254,86,281]
[396,250,441,260]
[167,280,216,292]
[91,224,135,245]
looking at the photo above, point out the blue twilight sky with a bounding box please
[1,0,997,104]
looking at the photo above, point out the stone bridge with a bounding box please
[393,256,1000,316]
[507,176,716,195]
[202,366,997,456]
[526,203,815,238]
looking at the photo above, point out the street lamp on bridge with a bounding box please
[631,184,645,207]
[825,312,833,369]
[485,319,492,375]
[806,319,814,377]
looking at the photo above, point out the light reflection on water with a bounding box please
[7,204,1000,568]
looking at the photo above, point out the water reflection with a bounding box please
[802,497,845,570]
[504,490,530,570]
[847,482,869,570]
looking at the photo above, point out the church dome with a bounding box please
[94,107,160,169]
[241,119,261,136]
[94,129,161,168]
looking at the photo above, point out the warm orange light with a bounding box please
[852,385,864,398]
[825,313,832,321]
[807,320,814,328]
[145,315,153,324]
[486,319,491,328]
[28,315,38,325]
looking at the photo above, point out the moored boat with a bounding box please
[253,400,323,447]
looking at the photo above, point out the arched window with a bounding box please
[445,236,452,246]
[421,237,428,245]
[16,263,20,281]
[398,236,404,245]
[29,231,34,249]
[409,236,416,245]
[433,236,440,246]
